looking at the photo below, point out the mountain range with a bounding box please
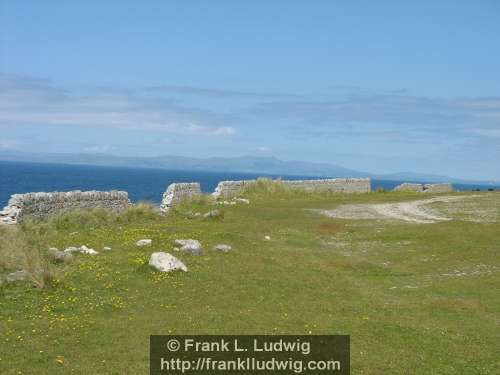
[0,150,497,185]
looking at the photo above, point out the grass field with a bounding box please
[1,187,499,374]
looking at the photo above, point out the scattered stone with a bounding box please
[6,270,29,283]
[213,244,232,253]
[203,209,220,218]
[149,252,187,272]
[194,212,202,217]
[79,245,98,255]
[103,246,112,251]
[264,236,271,240]
[136,239,152,247]
[173,247,180,252]
[63,245,97,255]
[235,198,250,204]
[174,239,202,255]
[230,201,236,205]
[53,251,73,263]
[48,247,59,252]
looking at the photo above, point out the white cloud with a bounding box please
[256,146,271,152]
[0,76,236,137]
[83,145,113,153]
[0,139,24,149]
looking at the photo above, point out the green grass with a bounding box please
[0,191,499,374]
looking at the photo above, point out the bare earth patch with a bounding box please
[317,194,496,224]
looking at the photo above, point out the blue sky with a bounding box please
[1,1,499,180]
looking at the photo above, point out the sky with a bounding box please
[1,1,499,180]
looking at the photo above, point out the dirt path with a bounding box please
[318,195,483,224]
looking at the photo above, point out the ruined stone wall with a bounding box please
[211,180,257,199]
[423,183,453,193]
[393,183,424,192]
[0,190,130,224]
[160,182,201,213]
[212,178,371,198]
[283,178,371,193]
[393,182,453,193]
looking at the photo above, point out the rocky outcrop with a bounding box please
[393,183,453,193]
[160,183,201,213]
[0,190,130,224]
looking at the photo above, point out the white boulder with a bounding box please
[213,244,232,253]
[174,239,202,255]
[149,252,187,272]
[136,239,152,247]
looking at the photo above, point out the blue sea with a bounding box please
[0,160,497,207]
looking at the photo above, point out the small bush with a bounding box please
[376,187,387,193]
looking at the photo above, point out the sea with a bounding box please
[0,160,498,207]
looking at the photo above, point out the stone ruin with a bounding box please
[211,178,371,199]
[0,190,130,225]
[159,182,201,213]
[7,177,460,224]
[393,182,453,193]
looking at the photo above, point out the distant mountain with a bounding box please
[0,150,497,186]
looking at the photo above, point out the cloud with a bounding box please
[256,146,271,152]
[0,76,236,136]
[250,95,500,138]
[143,85,300,99]
[0,138,24,149]
[82,144,113,153]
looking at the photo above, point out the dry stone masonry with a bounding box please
[212,180,257,199]
[0,190,130,225]
[160,182,201,213]
[393,182,453,193]
[212,178,371,198]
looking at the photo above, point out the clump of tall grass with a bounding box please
[0,224,57,289]
[46,202,161,230]
[170,194,216,217]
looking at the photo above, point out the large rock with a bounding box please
[149,252,187,272]
[174,239,202,255]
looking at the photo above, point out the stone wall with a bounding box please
[212,178,371,198]
[160,183,201,213]
[211,180,257,199]
[0,190,130,224]
[423,183,454,193]
[393,182,453,193]
[393,183,424,192]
